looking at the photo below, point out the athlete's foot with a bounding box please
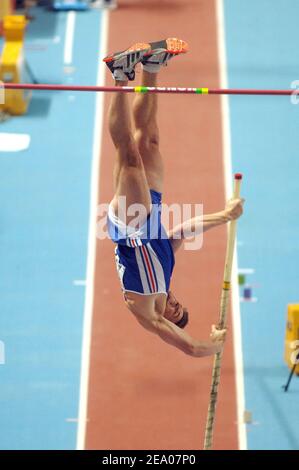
[141,38,188,74]
[103,42,152,81]
[103,38,188,81]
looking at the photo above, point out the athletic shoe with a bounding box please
[103,42,152,81]
[141,38,188,71]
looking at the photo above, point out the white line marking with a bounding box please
[0,133,31,152]
[76,10,109,450]
[64,12,76,65]
[238,268,255,275]
[66,417,89,423]
[216,0,247,450]
[240,297,258,303]
[73,280,87,286]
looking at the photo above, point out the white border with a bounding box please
[76,10,109,450]
[215,0,247,450]
[64,12,76,65]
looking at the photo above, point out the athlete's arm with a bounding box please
[134,311,226,357]
[168,198,244,253]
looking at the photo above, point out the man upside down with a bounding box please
[104,38,244,357]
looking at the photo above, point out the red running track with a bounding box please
[85,0,238,450]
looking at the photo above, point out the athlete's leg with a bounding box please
[109,79,151,222]
[133,70,164,193]
[106,38,187,198]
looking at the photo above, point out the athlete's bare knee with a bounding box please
[117,136,143,168]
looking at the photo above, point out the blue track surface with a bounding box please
[225,0,299,450]
[0,9,102,449]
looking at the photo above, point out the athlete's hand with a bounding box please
[225,198,244,221]
[209,324,227,353]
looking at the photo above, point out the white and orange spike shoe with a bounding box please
[141,38,189,71]
[103,38,188,81]
[103,42,152,81]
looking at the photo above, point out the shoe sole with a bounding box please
[148,38,189,56]
[103,38,188,64]
[103,43,151,63]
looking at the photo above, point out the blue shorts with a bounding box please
[107,190,175,295]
